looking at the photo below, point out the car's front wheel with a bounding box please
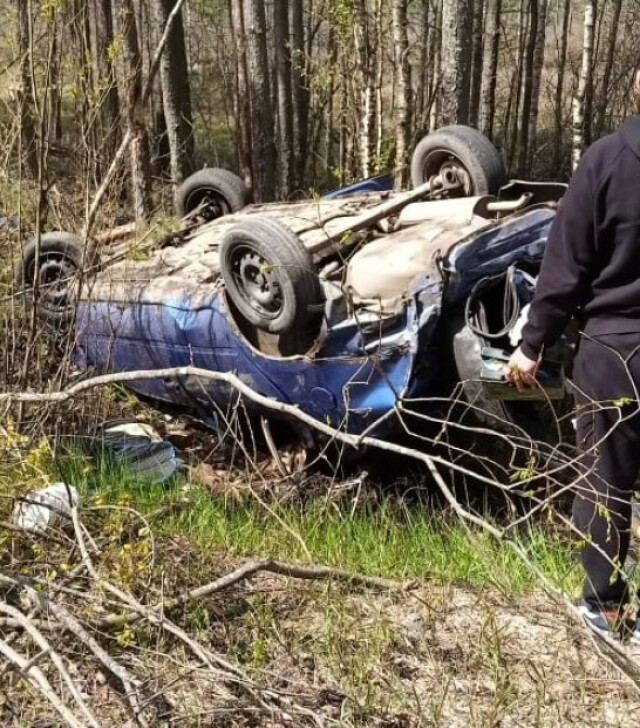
[14,231,90,325]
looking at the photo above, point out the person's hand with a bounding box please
[505,347,539,391]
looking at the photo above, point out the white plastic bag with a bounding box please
[13,483,80,535]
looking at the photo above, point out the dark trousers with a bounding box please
[572,332,640,607]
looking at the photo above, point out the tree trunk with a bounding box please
[230,0,252,185]
[274,1,294,198]
[428,0,442,132]
[291,0,309,189]
[94,0,121,164]
[393,0,411,190]
[154,0,194,189]
[573,0,595,169]
[17,0,38,177]
[583,0,599,149]
[552,0,571,174]
[392,0,410,189]
[468,0,485,127]
[440,0,472,125]
[353,0,375,177]
[526,0,547,173]
[507,0,526,171]
[416,0,430,130]
[595,0,622,136]
[517,0,538,174]
[479,0,501,140]
[243,0,276,201]
[120,0,152,220]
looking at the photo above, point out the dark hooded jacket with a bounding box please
[521,115,640,360]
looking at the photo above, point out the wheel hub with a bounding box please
[32,255,77,306]
[233,249,282,317]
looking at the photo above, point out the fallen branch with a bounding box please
[93,556,409,629]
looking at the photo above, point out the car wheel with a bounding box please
[175,168,251,221]
[219,216,324,335]
[14,231,89,324]
[410,125,506,196]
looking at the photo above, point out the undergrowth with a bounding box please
[48,449,581,597]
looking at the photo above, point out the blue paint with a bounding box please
[72,207,553,437]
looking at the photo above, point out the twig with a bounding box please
[0,636,85,728]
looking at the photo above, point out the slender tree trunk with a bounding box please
[526,0,547,173]
[17,0,38,176]
[552,0,571,173]
[583,0,599,148]
[479,0,501,139]
[392,0,410,189]
[274,0,294,198]
[291,0,309,189]
[440,0,472,125]
[243,0,276,201]
[429,0,442,131]
[417,0,430,130]
[353,0,375,177]
[507,0,526,171]
[517,0,537,174]
[154,0,194,188]
[95,0,121,165]
[573,0,595,169]
[71,0,98,181]
[375,0,384,169]
[468,0,485,127]
[230,0,252,185]
[595,0,622,136]
[120,0,152,220]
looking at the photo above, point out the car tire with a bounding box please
[219,216,324,335]
[410,125,506,196]
[175,168,251,220]
[14,231,89,324]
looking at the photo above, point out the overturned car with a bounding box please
[15,126,571,445]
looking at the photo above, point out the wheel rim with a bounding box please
[229,245,283,320]
[422,149,473,196]
[185,187,231,221]
[25,253,78,313]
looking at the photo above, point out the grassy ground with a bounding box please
[2,437,639,726]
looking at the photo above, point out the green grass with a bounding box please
[51,451,581,596]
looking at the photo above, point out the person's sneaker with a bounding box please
[577,598,625,639]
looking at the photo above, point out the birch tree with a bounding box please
[392,0,410,188]
[440,0,472,125]
[573,0,595,169]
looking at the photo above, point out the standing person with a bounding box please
[508,70,640,640]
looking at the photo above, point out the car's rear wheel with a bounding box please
[14,231,89,324]
[410,125,506,196]
[176,168,251,221]
[219,216,324,335]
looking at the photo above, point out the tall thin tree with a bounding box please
[155,0,194,188]
[440,0,472,125]
[573,0,595,169]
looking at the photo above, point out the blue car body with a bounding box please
[72,206,555,436]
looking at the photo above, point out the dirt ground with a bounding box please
[5,576,639,727]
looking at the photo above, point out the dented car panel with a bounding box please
[71,204,553,437]
[73,273,441,435]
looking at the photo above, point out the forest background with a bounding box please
[0,0,635,226]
